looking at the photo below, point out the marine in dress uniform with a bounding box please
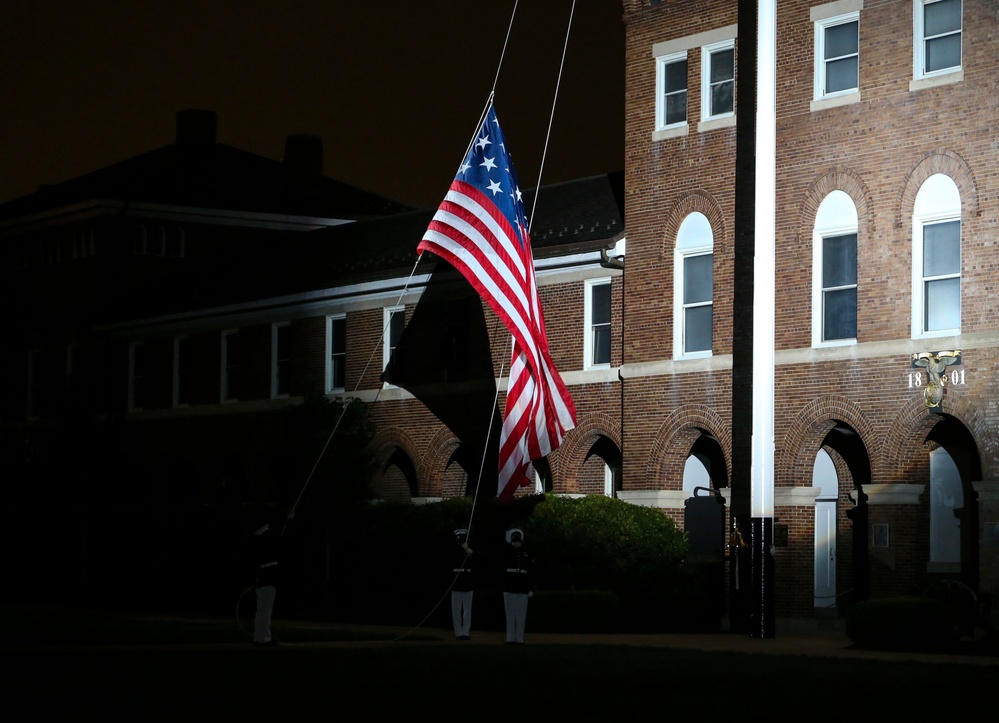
[502,528,533,644]
[451,528,474,640]
[251,521,281,645]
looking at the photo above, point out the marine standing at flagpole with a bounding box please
[502,527,533,644]
[450,528,474,640]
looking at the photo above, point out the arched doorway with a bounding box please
[373,447,417,502]
[582,435,622,497]
[925,415,981,590]
[683,432,728,493]
[813,448,838,609]
[815,422,872,606]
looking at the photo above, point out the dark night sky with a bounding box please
[0,1,625,209]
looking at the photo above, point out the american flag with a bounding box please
[418,105,576,500]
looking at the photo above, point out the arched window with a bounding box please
[912,174,961,338]
[812,190,858,346]
[674,212,714,358]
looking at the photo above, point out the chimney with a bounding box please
[283,133,323,176]
[176,109,218,147]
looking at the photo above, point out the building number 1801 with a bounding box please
[907,369,966,388]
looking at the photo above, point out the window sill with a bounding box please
[812,338,857,349]
[697,115,735,133]
[912,328,961,341]
[674,351,713,362]
[910,70,963,92]
[652,124,689,142]
[810,91,860,113]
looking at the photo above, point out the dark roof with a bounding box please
[0,141,416,222]
[291,171,626,286]
[525,171,625,255]
[170,171,626,314]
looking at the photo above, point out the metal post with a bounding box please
[750,0,777,638]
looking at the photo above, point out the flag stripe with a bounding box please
[418,105,576,500]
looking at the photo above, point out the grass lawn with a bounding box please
[4,605,995,719]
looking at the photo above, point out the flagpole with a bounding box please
[750,0,777,639]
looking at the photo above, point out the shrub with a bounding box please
[331,493,688,630]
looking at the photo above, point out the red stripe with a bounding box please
[419,178,575,501]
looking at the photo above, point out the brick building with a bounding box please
[618,0,999,621]
[4,0,998,627]
[0,109,626,605]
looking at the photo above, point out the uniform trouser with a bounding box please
[254,585,277,642]
[451,590,473,637]
[503,592,529,643]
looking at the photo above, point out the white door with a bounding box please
[813,449,838,608]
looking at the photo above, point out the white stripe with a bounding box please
[423,208,528,314]
[421,230,537,361]
[422,221,544,380]
[441,188,528,280]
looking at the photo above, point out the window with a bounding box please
[326,314,346,393]
[383,306,404,387]
[221,330,240,402]
[128,341,147,410]
[812,191,859,346]
[272,323,291,398]
[584,278,612,369]
[701,40,735,121]
[152,226,167,257]
[173,336,191,407]
[656,52,688,130]
[915,0,962,79]
[815,13,859,99]
[169,227,186,258]
[674,213,714,358]
[652,24,736,136]
[912,174,961,338]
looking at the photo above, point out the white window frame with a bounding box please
[271,322,291,399]
[326,313,346,394]
[584,277,612,371]
[700,39,735,123]
[674,213,714,360]
[383,306,404,388]
[221,329,239,403]
[655,51,688,133]
[913,0,962,83]
[911,174,961,339]
[814,11,860,101]
[811,190,859,348]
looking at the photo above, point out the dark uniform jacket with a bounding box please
[452,546,474,592]
[502,546,533,594]
[251,525,281,588]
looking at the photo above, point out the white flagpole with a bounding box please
[751,0,777,638]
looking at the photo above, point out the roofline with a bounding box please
[0,199,356,235]
[96,249,614,335]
